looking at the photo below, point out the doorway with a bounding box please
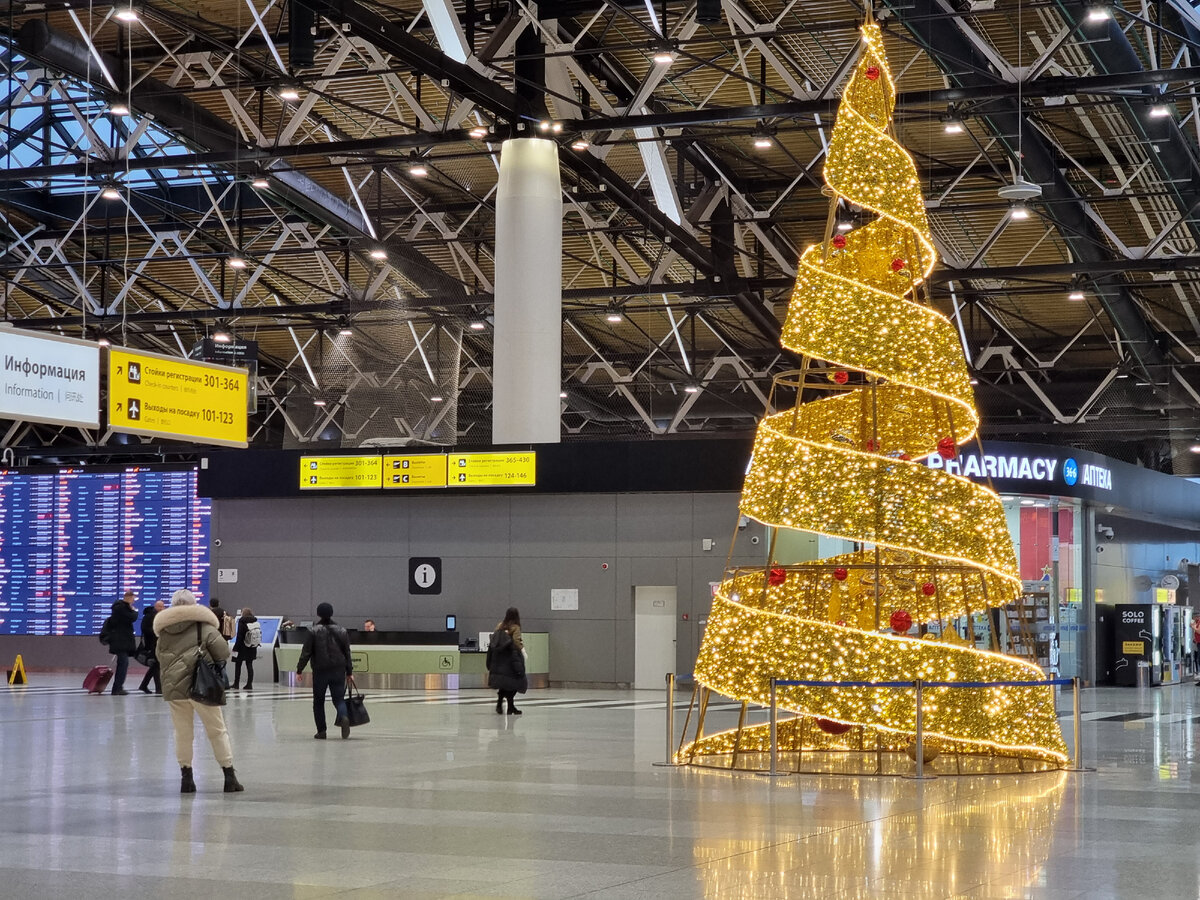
[634,586,677,689]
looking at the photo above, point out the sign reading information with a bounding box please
[300,455,382,489]
[0,329,99,428]
[447,451,536,487]
[107,348,247,447]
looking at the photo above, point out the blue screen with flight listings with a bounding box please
[0,466,210,635]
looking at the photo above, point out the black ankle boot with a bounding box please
[496,698,504,714]
[180,766,196,794]
[508,705,522,716]
[222,766,244,793]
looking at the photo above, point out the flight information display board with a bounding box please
[0,467,210,635]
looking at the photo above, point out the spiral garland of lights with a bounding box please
[683,24,1067,768]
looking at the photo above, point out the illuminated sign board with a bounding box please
[0,329,100,428]
[300,456,382,490]
[300,451,536,490]
[447,451,536,487]
[108,348,247,447]
[926,449,1113,492]
[382,454,448,488]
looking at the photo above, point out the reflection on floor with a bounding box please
[1,676,1197,898]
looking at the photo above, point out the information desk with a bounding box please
[275,629,549,690]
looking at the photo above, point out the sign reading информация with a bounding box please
[0,328,100,428]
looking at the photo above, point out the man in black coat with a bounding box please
[108,590,139,695]
[137,600,164,694]
[296,602,353,740]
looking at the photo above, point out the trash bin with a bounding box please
[1136,661,1151,687]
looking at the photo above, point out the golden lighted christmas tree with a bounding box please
[681,23,1067,769]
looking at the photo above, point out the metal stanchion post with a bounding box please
[769,678,778,777]
[653,673,676,768]
[1072,676,1083,771]
[908,679,934,780]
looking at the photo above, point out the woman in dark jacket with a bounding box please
[232,608,260,690]
[137,600,163,694]
[107,591,139,695]
[487,607,527,715]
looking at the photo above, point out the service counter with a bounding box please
[275,629,549,690]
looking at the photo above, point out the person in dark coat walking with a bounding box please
[108,590,139,695]
[296,602,353,739]
[137,600,164,694]
[231,608,260,690]
[487,607,527,715]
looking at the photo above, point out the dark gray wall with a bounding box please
[210,492,766,685]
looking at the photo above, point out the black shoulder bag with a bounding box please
[189,622,229,706]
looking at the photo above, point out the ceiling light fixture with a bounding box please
[1190,444,1200,454]
[1009,201,1031,220]
[559,391,567,399]
[97,337,111,348]
[109,102,130,117]
[227,255,247,269]
[369,247,388,261]
[943,118,965,135]
[469,321,486,330]
[606,311,623,323]
[836,220,853,232]
[114,5,139,22]
[212,329,232,343]
[339,327,353,336]
[1086,4,1112,21]
[753,134,773,149]
[313,399,327,407]
[251,174,269,189]
[539,120,551,132]
[278,84,301,102]
[683,384,700,393]
[409,163,428,177]
[1149,103,1171,118]
[653,49,675,65]
[1068,290,1085,301]
[469,126,488,139]
[571,139,590,151]
[100,182,122,201]
[552,122,563,134]
[430,395,444,403]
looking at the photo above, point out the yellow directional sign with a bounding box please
[300,455,382,490]
[107,348,247,447]
[447,451,536,487]
[382,454,448,488]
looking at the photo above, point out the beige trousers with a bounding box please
[168,698,233,768]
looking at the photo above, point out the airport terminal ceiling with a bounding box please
[2,0,1200,470]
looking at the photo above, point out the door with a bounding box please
[634,586,677,690]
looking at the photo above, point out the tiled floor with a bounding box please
[1,675,1197,899]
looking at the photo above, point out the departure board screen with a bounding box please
[0,467,210,635]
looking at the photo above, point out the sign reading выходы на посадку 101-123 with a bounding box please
[0,328,100,428]
[107,347,248,448]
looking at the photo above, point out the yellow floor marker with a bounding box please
[7,654,27,685]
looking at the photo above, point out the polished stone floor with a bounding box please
[1,675,1197,899]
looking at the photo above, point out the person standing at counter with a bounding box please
[231,608,260,691]
[363,619,376,632]
[487,607,527,716]
[296,602,353,739]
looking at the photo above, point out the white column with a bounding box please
[492,138,562,445]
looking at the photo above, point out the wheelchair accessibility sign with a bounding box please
[438,655,454,670]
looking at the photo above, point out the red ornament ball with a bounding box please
[864,438,878,452]
[890,609,913,633]
[891,257,906,272]
[899,453,912,461]
[831,234,847,249]
[816,718,853,735]
[768,567,787,587]
[833,567,849,582]
[865,65,880,81]
[921,582,937,596]
[833,370,849,385]
[937,436,957,460]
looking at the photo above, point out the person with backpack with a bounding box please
[296,602,353,739]
[102,590,139,695]
[487,607,527,715]
[231,607,261,691]
[210,597,234,640]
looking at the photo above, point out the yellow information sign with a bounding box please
[300,456,382,490]
[382,454,448,488]
[447,451,536,487]
[107,348,247,447]
[1122,641,1145,656]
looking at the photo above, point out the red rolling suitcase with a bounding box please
[83,665,113,694]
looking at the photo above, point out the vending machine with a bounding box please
[1113,604,1162,686]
